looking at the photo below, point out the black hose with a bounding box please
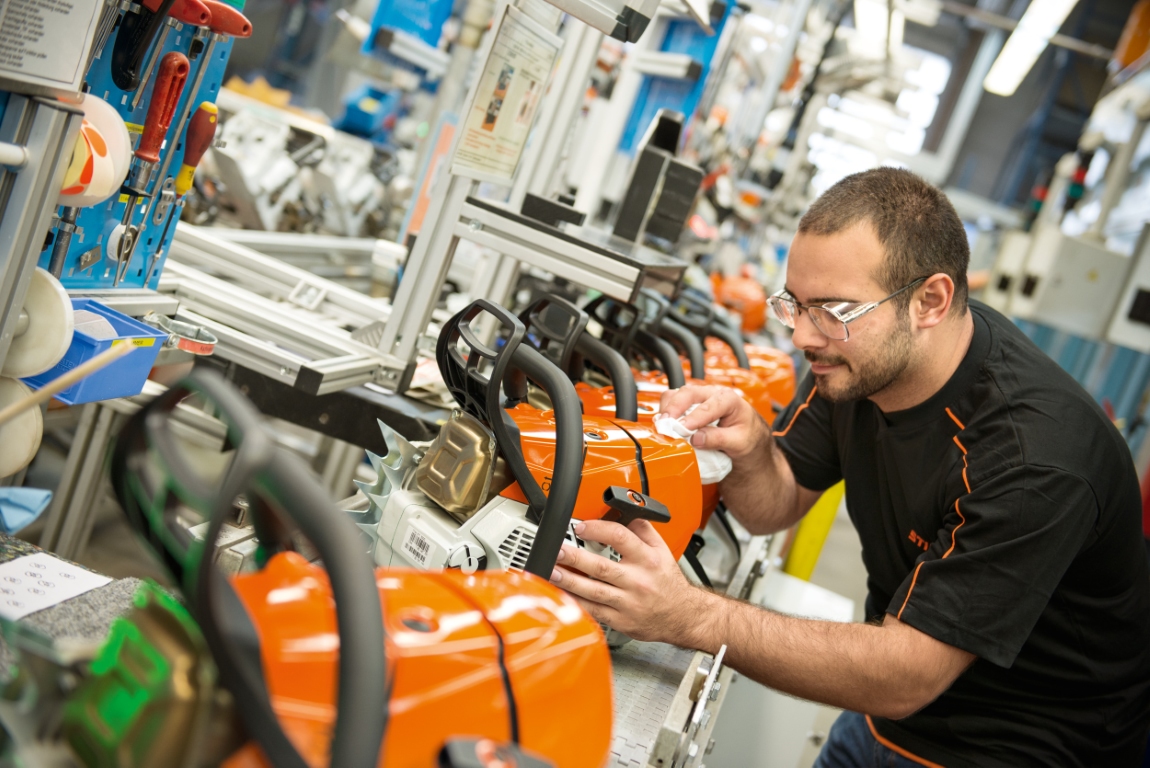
[658,318,706,380]
[517,344,585,579]
[575,334,638,421]
[636,329,686,388]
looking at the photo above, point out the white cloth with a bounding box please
[654,406,733,485]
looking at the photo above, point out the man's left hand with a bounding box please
[549,518,709,643]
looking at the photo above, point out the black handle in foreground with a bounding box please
[515,343,586,579]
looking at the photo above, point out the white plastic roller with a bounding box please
[0,378,43,477]
[2,269,74,379]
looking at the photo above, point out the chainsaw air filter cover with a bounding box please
[416,410,512,523]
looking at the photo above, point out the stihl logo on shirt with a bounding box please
[907,530,929,551]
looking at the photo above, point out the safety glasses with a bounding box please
[767,277,927,341]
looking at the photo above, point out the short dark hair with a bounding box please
[797,167,969,314]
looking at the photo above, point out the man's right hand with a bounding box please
[658,385,769,461]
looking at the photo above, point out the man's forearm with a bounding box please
[719,432,803,534]
[676,589,963,720]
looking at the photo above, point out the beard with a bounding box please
[806,314,914,403]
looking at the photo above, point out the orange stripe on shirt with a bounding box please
[772,386,818,438]
[866,715,946,768]
[896,411,971,618]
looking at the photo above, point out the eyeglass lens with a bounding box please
[770,298,850,340]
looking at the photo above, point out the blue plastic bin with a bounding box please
[22,299,167,405]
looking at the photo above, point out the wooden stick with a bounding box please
[0,343,138,426]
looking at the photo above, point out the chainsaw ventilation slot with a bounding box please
[499,526,536,571]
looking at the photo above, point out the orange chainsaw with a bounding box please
[105,368,613,768]
[351,299,705,595]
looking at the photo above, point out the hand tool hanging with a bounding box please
[130,0,213,112]
[112,51,189,286]
[145,101,218,282]
[134,0,252,273]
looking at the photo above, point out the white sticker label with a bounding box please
[402,525,432,567]
[0,553,112,621]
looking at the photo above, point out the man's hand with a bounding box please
[548,518,704,643]
[658,385,768,460]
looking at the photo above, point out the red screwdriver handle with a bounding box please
[143,0,211,26]
[175,102,219,195]
[200,0,252,37]
[137,52,190,164]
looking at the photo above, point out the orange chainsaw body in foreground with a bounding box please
[223,552,613,768]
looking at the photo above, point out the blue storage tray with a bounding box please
[22,299,167,406]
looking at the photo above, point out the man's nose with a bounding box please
[791,309,828,352]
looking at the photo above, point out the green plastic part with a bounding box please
[61,581,214,768]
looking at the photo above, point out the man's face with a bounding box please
[785,222,915,403]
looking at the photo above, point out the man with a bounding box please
[550,168,1150,766]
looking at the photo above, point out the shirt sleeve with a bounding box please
[770,372,841,492]
[887,464,1098,668]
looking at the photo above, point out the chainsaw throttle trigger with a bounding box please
[603,486,672,527]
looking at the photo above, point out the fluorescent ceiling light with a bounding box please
[854,0,905,54]
[983,0,1080,96]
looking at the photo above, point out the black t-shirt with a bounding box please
[772,301,1150,767]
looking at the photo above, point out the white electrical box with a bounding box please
[983,230,1031,313]
[1015,228,1133,339]
[1106,225,1150,352]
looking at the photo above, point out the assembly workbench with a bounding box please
[0,532,773,768]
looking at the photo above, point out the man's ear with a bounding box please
[914,274,954,329]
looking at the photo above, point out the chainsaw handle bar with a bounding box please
[674,291,751,369]
[520,295,639,422]
[438,301,585,574]
[110,370,385,768]
[574,333,639,422]
[585,296,688,388]
[511,343,586,578]
[656,317,706,380]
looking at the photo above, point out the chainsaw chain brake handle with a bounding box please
[584,297,687,388]
[673,291,751,369]
[521,296,639,422]
[638,289,706,380]
[437,301,585,578]
[602,486,672,527]
[110,369,385,768]
[519,295,589,374]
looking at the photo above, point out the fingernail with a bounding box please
[573,521,585,534]
[691,433,705,447]
[556,546,568,563]
[550,568,562,583]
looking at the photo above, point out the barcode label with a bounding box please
[402,526,432,567]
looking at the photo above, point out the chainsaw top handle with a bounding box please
[521,296,639,422]
[110,370,386,768]
[437,301,585,578]
[584,296,687,388]
[639,289,706,380]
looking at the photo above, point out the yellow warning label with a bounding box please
[112,338,157,348]
[125,122,144,134]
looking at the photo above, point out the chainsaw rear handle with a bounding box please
[573,333,638,422]
[585,296,687,388]
[110,370,385,768]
